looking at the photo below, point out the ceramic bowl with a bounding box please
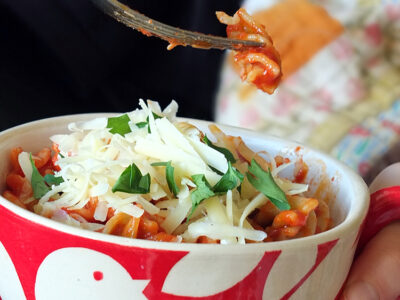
[0,114,392,300]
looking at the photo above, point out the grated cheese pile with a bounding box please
[18,100,309,244]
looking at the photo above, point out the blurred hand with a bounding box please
[342,163,400,300]
[342,221,400,300]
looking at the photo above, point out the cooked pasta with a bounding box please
[216,8,282,94]
[2,100,331,243]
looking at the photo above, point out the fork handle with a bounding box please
[92,0,264,50]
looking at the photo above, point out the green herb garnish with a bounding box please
[151,162,169,167]
[188,162,244,218]
[150,112,162,120]
[29,154,50,199]
[203,135,236,163]
[107,114,132,136]
[246,159,290,210]
[44,174,64,186]
[208,165,224,176]
[213,162,244,194]
[188,174,215,220]
[135,121,148,129]
[151,161,180,196]
[135,112,163,133]
[112,163,151,194]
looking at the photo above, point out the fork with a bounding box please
[91,0,264,50]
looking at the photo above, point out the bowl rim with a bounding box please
[0,113,370,253]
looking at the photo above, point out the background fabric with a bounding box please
[215,0,400,181]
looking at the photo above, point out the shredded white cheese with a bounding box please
[31,99,311,243]
[18,152,32,181]
[187,221,267,242]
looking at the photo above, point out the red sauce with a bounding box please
[223,9,282,94]
[138,28,152,37]
[294,160,309,183]
[274,210,307,227]
[234,47,281,92]
[294,166,308,183]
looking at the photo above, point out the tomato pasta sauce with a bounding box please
[217,8,282,94]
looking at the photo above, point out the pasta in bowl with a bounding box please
[3,100,330,244]
[0,101,370,300]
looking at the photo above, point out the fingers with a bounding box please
[342,221,400,300]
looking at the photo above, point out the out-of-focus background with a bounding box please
[0,0,238,130]
[1,0,400,182]
[215,0,400,182]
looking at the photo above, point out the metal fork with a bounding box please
[91,0,264,50]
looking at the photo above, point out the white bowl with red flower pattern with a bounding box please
[0,114,398,300]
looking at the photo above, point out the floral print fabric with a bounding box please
[215,0,400,179]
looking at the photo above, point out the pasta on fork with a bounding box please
[217,8,282,94]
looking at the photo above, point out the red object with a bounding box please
[357,186,400,253]
[282,239,338,300]
[0,202,341,300]
[334,188,400,298]
[233,46,282,94]
[0,204,188,300]
[364,23,382,46]
[93,271,103,281]
[223,9,282,94]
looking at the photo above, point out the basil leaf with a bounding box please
[188,174,215,220]
[44,174,64,186]
[135,121,148,128]
[166,161,180,197]
[112,163,151,194]
[151,162,168,167]
[203,135,236,163]
[107,114,132,136]
[135,112,163,133]
[151,161,180,196]
[213,162,244,194]
[208,165,224,175]
[151,112,163,120]
[29,154,50,199]
[246,159,290,210]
